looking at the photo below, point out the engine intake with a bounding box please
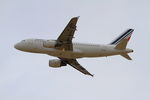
[49,59,67,68]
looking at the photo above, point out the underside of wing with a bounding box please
[56,17,79,51]
[61,58,93,77]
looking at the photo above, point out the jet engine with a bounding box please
[43,40,57,48]
[49,59,67,68]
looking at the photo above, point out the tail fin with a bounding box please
[115,39,129,50]
[110,29,134,60]
[110,29,134,45]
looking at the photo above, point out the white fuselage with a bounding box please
[14,39,133,59]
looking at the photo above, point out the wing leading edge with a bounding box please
[56,17,79,51]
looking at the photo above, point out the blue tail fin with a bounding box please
[110,29,134,45]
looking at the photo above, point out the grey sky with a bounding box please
[0,0,150,100]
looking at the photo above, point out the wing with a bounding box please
[56,17,79,51]
[61,58,93,77]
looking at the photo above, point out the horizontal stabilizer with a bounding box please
[121,53,132,60]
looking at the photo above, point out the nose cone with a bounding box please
[14,43,18,49]
[14,43,21,50]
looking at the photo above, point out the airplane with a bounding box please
[14,17,134,77]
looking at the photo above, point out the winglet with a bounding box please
[77,16,80,18]
[89,74,94,77]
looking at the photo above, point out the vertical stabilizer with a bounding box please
[110,29,134,45]
[110,29,134,60]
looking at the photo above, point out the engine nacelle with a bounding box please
[49,59,67,68]
[43,40,57,48]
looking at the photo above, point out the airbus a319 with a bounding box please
[15,17,134,77]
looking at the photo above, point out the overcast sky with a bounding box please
[0,0,150,100]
